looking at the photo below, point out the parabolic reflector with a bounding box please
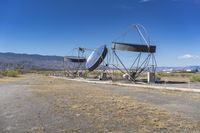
[86,45,108,71]
[112,42,156,53]
[64,56,86,63]
[64,56,86,71]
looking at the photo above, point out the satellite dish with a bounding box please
[64,56,86,76]
[86,45,108,71]
[64,56,87,63]
[112,42,156,53]
[111,24,157,82]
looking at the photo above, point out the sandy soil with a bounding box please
[0,76,21,83]
[0,74,200,133]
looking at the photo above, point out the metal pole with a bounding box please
[135,24,149,47]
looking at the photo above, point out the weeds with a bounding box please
[190,74,200,82]
[0,70,20,77]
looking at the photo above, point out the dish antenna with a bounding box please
[86,45,108,72]
[63,47,87,77]
[112,24,157,82]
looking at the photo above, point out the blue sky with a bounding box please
[0,0,200,66]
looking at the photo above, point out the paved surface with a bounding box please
[0,74,200,132]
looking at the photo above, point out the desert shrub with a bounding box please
[6,70,19,77]
[157,72,194,78]
[0,70,19,77]
[0,70,7,76]
[190,74,200,82]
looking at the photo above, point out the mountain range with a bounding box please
[0,52,64,70]
[156,66,200,72]
[0,52,199,71]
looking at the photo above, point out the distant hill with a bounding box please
[0,52,199,72]
[157,66,200,72]
[0,52,64,70]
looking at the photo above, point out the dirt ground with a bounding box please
[0,74,200,133]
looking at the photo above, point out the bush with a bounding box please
[157,72,194,77]
[190,74,200,82]
[0,70,19,77]
[6,70,19,77]
[0,70,7,76]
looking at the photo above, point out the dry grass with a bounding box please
[157,72,198,82]
[28,75,200,132]
[0,76,21,83]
